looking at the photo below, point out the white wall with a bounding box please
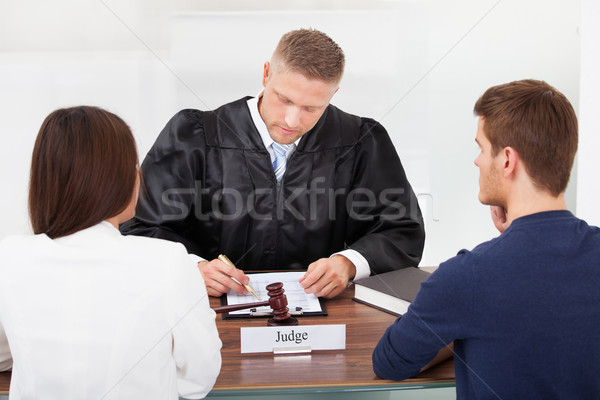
[0,0,587,266]
[577,0,600,227]
[423,0,581,263]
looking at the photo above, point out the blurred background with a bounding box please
[0,0,598,266]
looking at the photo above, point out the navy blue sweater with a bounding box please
[373,211,600,399]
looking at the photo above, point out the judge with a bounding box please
[121,28,425,298]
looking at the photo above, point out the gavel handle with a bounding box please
[212,300,269,314]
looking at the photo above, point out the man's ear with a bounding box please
[502,146,520,178]
[262,61,270,87]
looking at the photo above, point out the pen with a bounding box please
[218,254,260,300]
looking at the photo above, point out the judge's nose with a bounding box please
[284,107,301,129]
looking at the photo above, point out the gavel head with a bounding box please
[265,282,298,326]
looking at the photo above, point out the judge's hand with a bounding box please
[197,259,250,297]
[490,206,510,233]
[299,255,356,299]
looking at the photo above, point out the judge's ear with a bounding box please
[262,61,270,87]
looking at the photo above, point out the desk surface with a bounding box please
[0,280,455,395]
[210,284,454,393]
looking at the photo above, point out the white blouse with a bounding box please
[0,221,221,399]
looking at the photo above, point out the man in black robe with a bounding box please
[121,28,425,298]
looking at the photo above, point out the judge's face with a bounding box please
[259,61,338,145]
[474,118,505,206]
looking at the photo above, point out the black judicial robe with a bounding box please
[121,97,425,274]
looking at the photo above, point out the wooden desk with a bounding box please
[0,284,455,396]
[209,284,454,396]
[0,372,8,395]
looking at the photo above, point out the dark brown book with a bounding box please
[352,267,431,316]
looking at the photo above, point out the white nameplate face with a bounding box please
[240,324,346,354]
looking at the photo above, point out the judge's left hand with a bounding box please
[299,255,356,299]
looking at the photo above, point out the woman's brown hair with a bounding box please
[29,106,138,238]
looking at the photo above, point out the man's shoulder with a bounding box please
[169,108,205,126]
[437,235,505,275]
[437,214,596,275]
[155,97,255,150]
[324,104,382,132]
[170,96,252,124]
[305,104,388,149]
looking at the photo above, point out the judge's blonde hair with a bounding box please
[271,28,345,85]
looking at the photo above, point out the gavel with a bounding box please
[212,282,298,326]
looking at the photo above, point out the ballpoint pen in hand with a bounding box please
[218,254,260,300]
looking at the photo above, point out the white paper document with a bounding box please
[226,271,322,315]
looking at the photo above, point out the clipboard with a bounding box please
[218,296,328,319]
[219,271,328,319]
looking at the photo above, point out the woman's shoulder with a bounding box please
[120,232,188,254]
[0,233,53,276]
[118,232,194,269]
[0,232,50,253]
[119,234,202,290]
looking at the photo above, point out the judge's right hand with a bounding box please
[197,259,250,297]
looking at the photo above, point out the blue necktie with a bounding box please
[272,142,292,182]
